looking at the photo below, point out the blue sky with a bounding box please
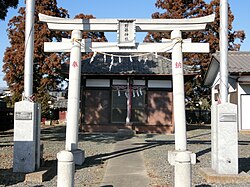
[0,0,249,87]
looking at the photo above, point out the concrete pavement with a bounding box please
[100,138,150,187]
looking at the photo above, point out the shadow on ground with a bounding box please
[0,159,57,186]
[77,140,162,170]
[40,125,134,143]
[187,124,211,131]
[239,157,250,173]
[0,168,25,186]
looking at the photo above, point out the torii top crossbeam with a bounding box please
[39,13,215,53]
[39,13,215,32]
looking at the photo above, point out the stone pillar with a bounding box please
[171,29,187,151]
[216,103,238,174]
[169,30,196,187]
[65,30,84,165]
[13,101,40,172]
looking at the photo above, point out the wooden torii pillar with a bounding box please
[39,13,214,185]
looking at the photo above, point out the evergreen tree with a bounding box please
[2,1,106,116]
[0,0,19,20]
[3,0,70,115]
[146,0,245,110]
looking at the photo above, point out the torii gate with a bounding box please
[39,13,214,186]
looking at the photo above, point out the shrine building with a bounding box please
[62,53,196,133]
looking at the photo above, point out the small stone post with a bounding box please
[57,150,74,187]
[175,152,192,187]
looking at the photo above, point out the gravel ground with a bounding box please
[141,126,250,187]
[0,124,250,187]
[0,125,116,187]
